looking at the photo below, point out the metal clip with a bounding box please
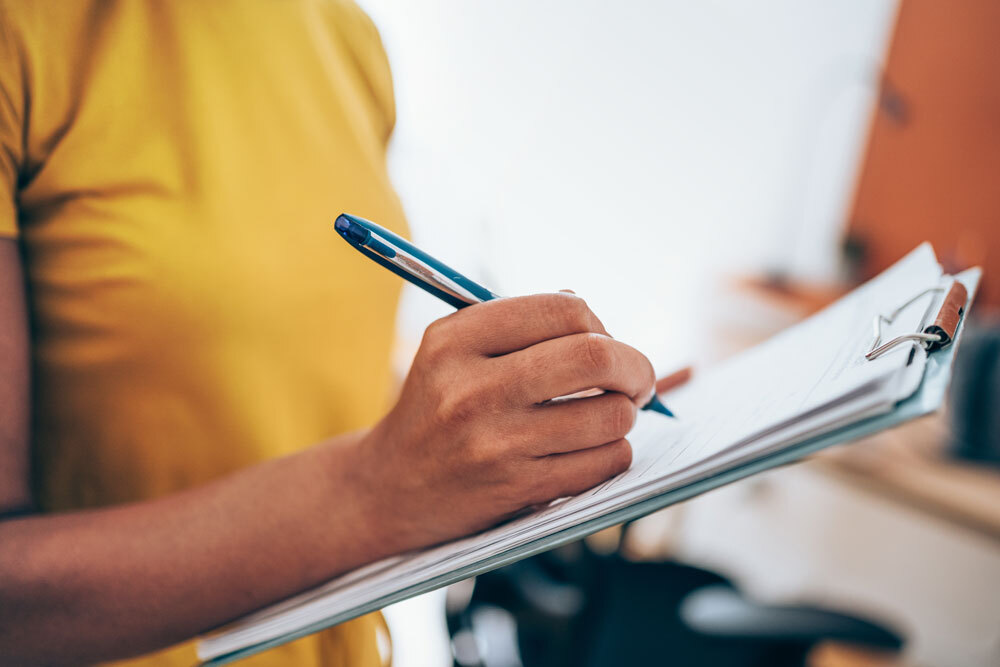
[865,287,943,360]
[865,282,968,361]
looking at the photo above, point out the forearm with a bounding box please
[0,431,388,666]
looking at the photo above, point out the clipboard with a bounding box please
[201,266,981,666]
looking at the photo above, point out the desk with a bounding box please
[625,277,1000,666]
[818,416,1000,542]
[658,452,1000,666]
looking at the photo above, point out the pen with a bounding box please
[334,213,674,417]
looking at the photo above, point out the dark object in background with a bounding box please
[446,545,904,667]
[679,585,901,666]
[949,324,1000,466]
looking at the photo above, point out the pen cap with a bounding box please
[334,216,370,245]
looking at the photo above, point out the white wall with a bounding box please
[359,0,898,374]
[356,3,901,664]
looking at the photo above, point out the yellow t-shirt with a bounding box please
[0,1,407,664]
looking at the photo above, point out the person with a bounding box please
[0,2,668,665]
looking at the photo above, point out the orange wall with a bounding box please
[847,0,1000,310]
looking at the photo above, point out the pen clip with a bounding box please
[361,228,490,307]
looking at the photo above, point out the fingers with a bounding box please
[655,366,692,395]
[517,392,638,455]
[429,293,609,357]
[500,332,655,406]
[529,439,633,503]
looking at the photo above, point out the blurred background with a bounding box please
[353,1,1000,666]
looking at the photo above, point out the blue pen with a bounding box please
[334,213,674,418]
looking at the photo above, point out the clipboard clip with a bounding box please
[866,281,968,361]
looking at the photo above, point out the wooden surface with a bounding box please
[816,414,1000,542]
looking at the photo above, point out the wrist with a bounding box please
[320,425,409,566]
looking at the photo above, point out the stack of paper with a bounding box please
[198,244,975,664]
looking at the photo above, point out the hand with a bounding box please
[352,293,657,553]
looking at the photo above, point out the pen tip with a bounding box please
[644,395,675,418]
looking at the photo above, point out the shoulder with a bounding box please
[0,0,98,55]
[317,0,398,143]
[0,0,106,131]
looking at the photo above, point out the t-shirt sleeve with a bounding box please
[328,2,397,147]
[0,5,24,238]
